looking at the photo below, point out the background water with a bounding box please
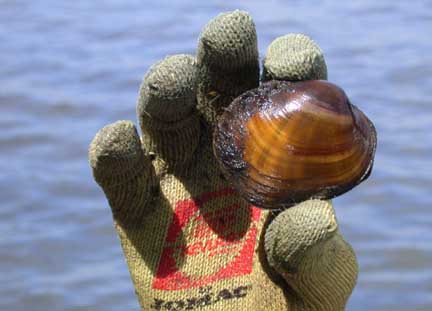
[1,0,431,310]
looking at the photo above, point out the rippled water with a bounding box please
[1,1,431,310]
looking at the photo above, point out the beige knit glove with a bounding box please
[89,11,357,311]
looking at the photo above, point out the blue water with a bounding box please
[1,1,431,310]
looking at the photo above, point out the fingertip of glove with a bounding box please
[137,54,198,124]
[90,121,140,163]
[197,10,258,68]
[264,199,338,271]
[199,10,255,39]
[89,121,145,184]
[263,33,328,81]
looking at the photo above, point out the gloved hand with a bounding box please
[89,10,358,311]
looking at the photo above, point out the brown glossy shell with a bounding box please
[213,80,377,209]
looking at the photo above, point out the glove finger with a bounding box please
[264,199,358,310]
[89,120,158,219]
[137,54,200,165]
[197,10,259,125]
[262,34,327,82]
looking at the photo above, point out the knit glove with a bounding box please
[89,11,357,311]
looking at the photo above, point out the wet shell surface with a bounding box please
[213,80,377,209]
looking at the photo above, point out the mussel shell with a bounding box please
[213,80,377,209]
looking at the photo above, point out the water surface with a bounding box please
[1,1,431,310]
